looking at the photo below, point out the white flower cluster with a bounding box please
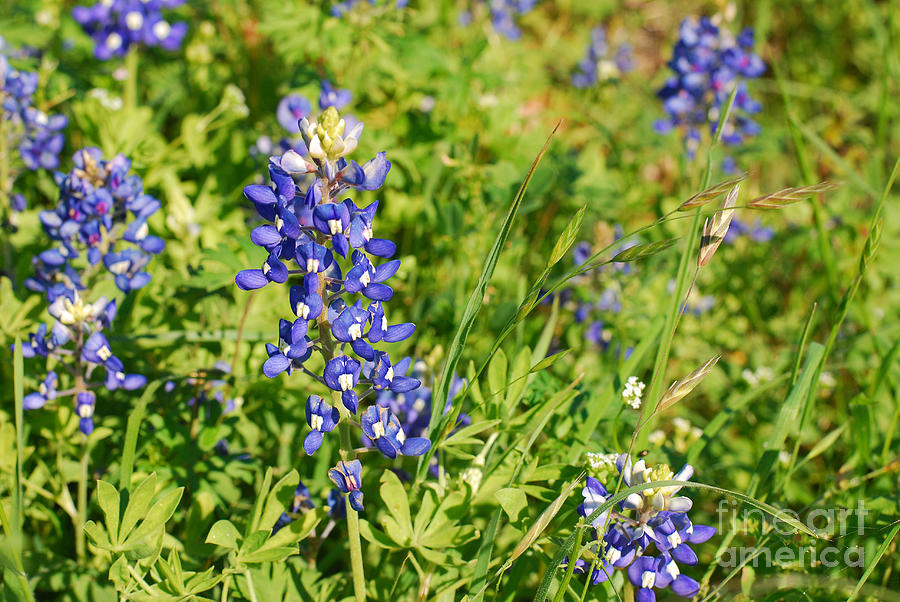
[586,452,619,472]
[622,375,646,409]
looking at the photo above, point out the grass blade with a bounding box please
[425,122,561,449]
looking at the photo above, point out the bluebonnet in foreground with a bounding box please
[571,27,633,88]
[366,359,470,475]
[235,105,431,513]
[28,148,164,300]
[250,80,356,165]
[655,17,764,164]
[1,42,67,212]
[73,0,188,60]
[564,453,715,600]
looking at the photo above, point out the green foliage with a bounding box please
[1,0,899,600]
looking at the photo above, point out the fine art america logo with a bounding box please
[715,499,867,568]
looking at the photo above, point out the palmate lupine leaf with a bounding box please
[747,181,838,209]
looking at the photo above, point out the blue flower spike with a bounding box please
[328,460,364,512]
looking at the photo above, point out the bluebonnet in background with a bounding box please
[565,453,715,600]
[17,147,160,436]
[1,39,68,213]
[571,27,633,88]
[563,227,636,356]
[724,216,774,243]
[18,291,146,435]
[28,148,165,299]
[459,1,537,40]
[73,0,188,60]
[654,17,764,166]
[235,105,431,513]
[331,0,409,18]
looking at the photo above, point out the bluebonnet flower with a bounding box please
[29,148,164,298]
[72,0,188,60]
[571,27,633,88]
[360,404,431,459]
[1,48,68,209]
[328,460,364,512]
[305,395,340,455]
[16,292,144,436]
[23,371,58,410]
[564,453,715,600]
[277,95,312,134]
[75,391,96,435]
[17,148,155,438]
[235,105,428,514]
[655,17,764,164]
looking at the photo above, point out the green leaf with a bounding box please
[262,508,324,549]
[529,349,569,374]
[96,480,121,546]
[487,349,508,402]
[83,520,111,550]
[548,205,585,267]
[493,488,527,523]
[121,473,158,542]
[124,487,184,547]
[239,546,298,564]
[246,468,273,537]
[258,470,300,533]
[358,518,401,550]
[205,520,241,550]
[847,521,900,601]
[504,348,531,415]
[610,238,679,262]
[379,471,412,545]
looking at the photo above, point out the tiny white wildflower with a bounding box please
[622,376,645,409]
[586,452,619,471]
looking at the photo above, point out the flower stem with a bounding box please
[75,438,88,562]
[552,519,584,602]
[338,408,366,602]
[243,569,259,602]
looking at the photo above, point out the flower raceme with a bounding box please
[73,0,187,60]
[235,106,431,512]
[566,453,715,600]
[655,16,764,166]
[29,148,164,300]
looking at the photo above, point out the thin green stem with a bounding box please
[124,47,139,110]
[75,439,89,562]
[552,520,584,602]
[338,413,366,602]
[243,569,259,602]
